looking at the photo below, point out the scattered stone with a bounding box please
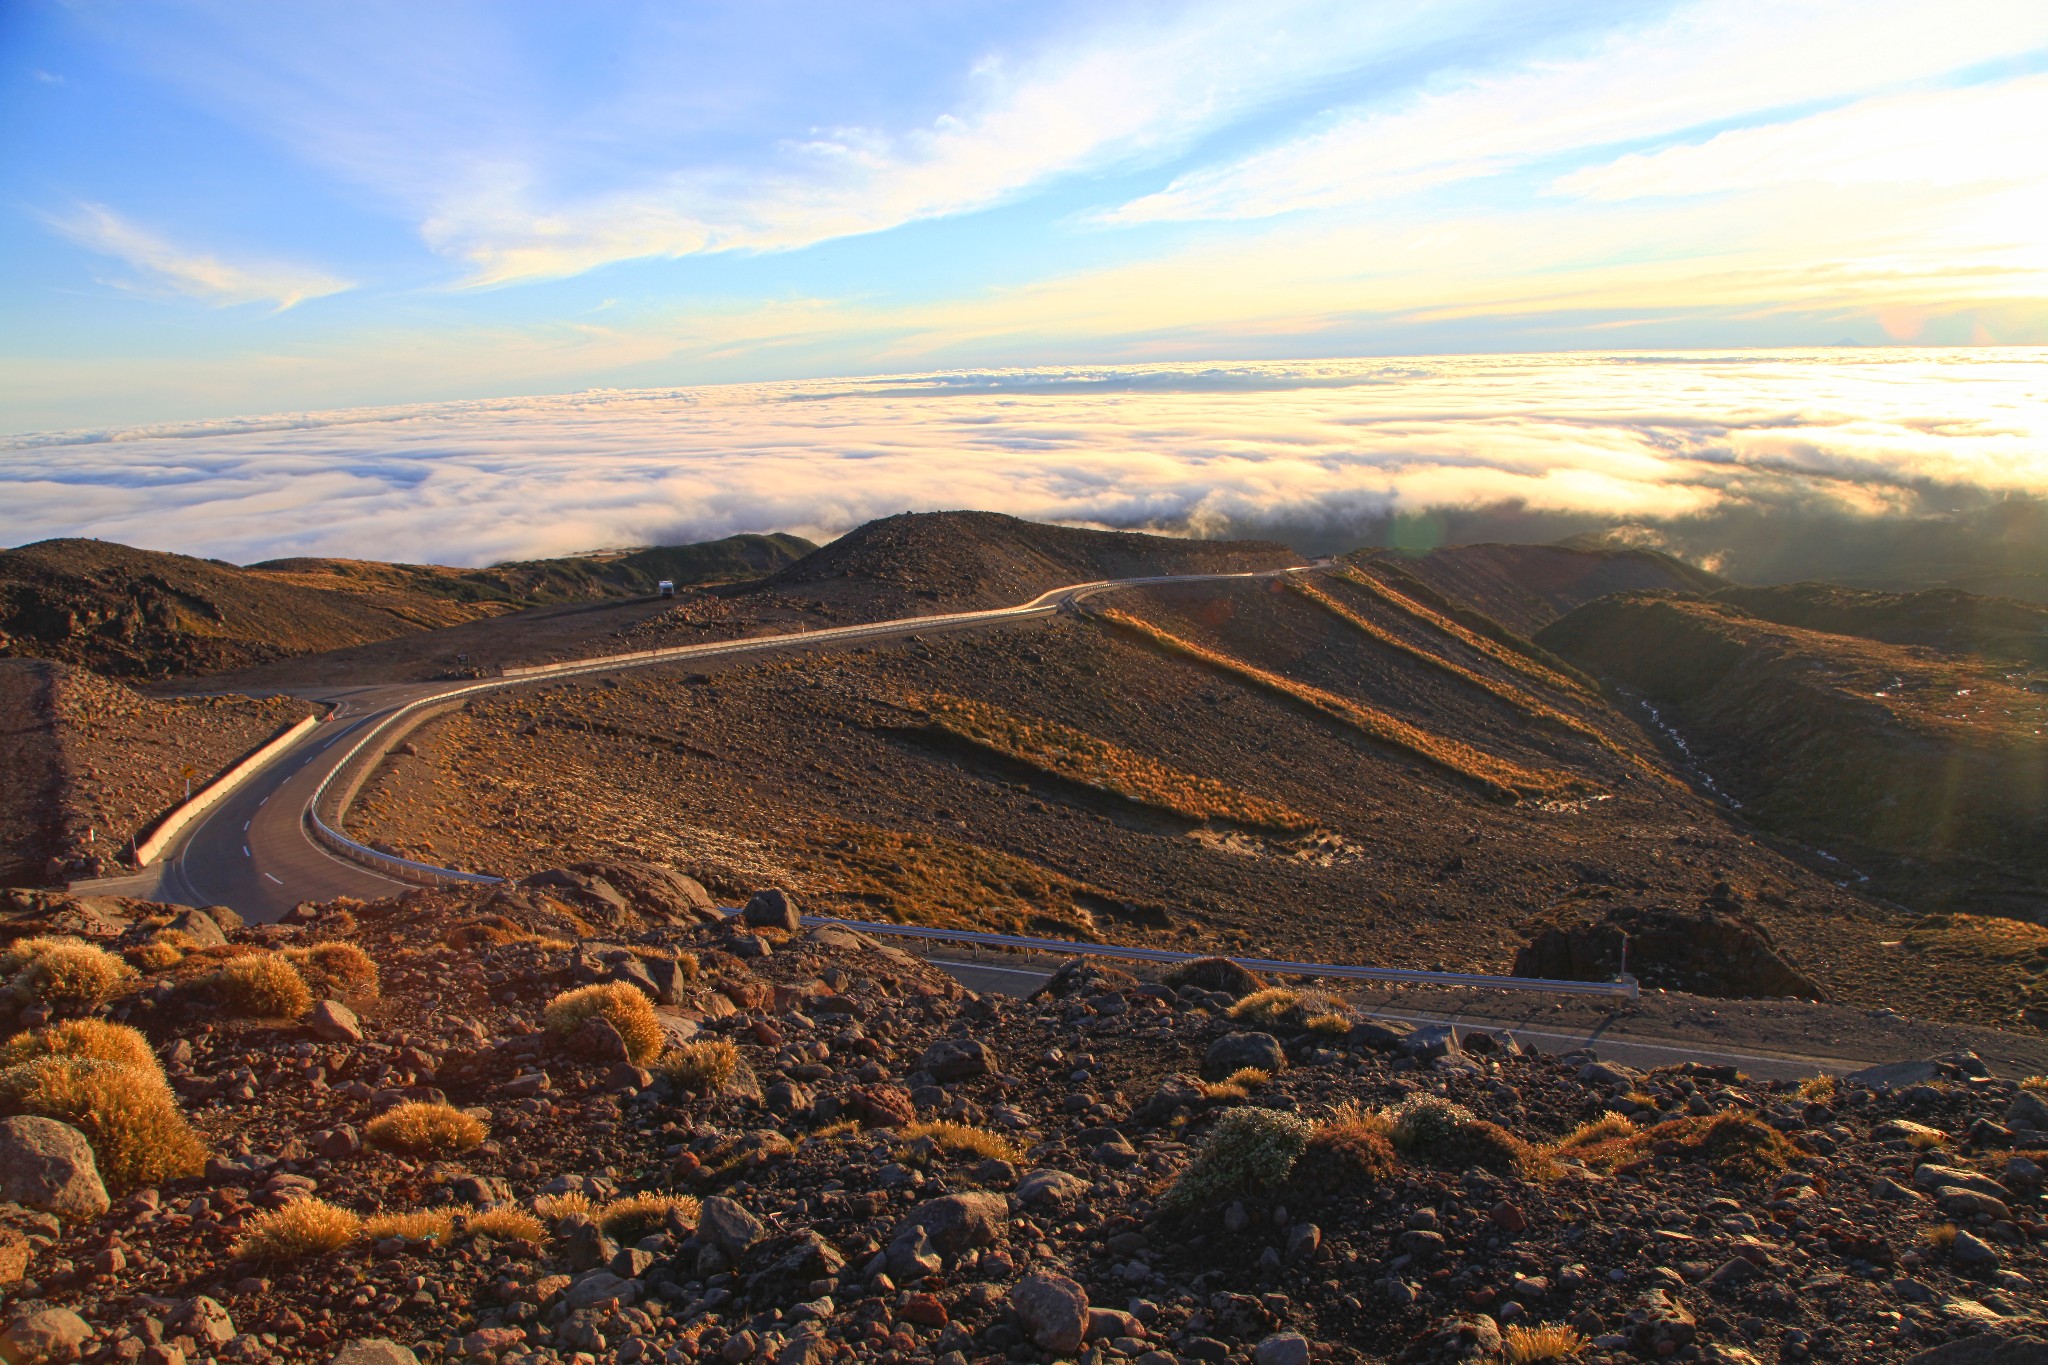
[0,1308,92,1363]
[1009,1271,1089,1354]
[1201,1031,1285,1080]
[0,1117,108,1219]
[308,999,363,1043]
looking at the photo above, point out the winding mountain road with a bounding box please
[95,567,1316,922]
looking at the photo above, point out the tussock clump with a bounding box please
[0,1055,204,1191]
[3,937,132,1014]
[1547,1114,1639,1170]
[0,1020,162,1081]
[533,1192,596,1222]
[210,953,312,1019]
[129,941,185,972]
[1386,1095,1477,1153]
[597,1193,700,1241]
[1921,1223,1959,1251]
[1290,1105,1398,1196]
[1503,1323,1587,1363]
[364,1208,458,1244]
[1798,1074,1837,1102]
[899,1120,1024,1163]
[465,1208,545,1244]
[1645,1113,1795,1182]
[658,1039,745,1093]
[1195,1067,1271,1102]
[281,942,379,999]
[1160,1107,1312,1217]
[366,1102,487,1156]
[1226,987,1349,1031]
[231,1198,363,1262]
[544,983,663,1064]
[1162,957,1266,999]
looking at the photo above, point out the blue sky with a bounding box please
[4,0,2046,433]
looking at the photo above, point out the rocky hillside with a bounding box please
[1538,593,2048,928]
[0,536,813,679]
[1350,546,1723,637]
[1708,584,2048,669]
[0,881,2041,1365]
[0,660,312,886]
[752,513,1301,620]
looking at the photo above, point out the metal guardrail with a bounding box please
[799,915,1640,999]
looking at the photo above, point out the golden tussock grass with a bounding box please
[1293,578,1649,774]
[809,1118,864,1141]
[898,1120,1024,1163]
[0,1020,163,1081]
[1333,565,1594,697]
[597,1193,700,1241]
[364,1207,458,1245]
[2,937,132,1013]
[1921,1223,1959,1250]
[1798,1074,1838,1102]
[1503,1323,1587,1363]
[533,1192,596,1221]
[2022,1075,2047,1094]
[793,817,1106,938]
[543,983,664,1064]
[232,1198,363,1262]
[1196,1067,1273,1102]
[1546,1113,1639,1170]
[210,953,312,1019]
[129,941,185,971]
[365,1101,488,1156]
[0,1054,204,1191]
[911,691,1313,832]
[658,1039,742,1093]
[465,1208,546,1244]
[281,942,380,999]
[1096,609,1578,803]
[1228,987,1351,1030]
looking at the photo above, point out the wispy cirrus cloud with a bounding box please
[48,204,353,311]
[1103,0,2048,225]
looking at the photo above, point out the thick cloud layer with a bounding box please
[4,350,2043,585]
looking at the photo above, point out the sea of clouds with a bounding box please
[4,350,2043,583]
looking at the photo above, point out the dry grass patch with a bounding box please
[898,1120,1024,1163]
[0,1020,162,1080]
[210,953,312,1019]
[1335,564,1595,696]
[281,942,379,999]
[1504,1323,1587,1363]
[909,691,1313,832]
[364,1207,458,1245]
[365,1101,487,1156]
[232,1198,362,1262]
[1798,1074,1838,1102]
[1547,1114,1639,1170]
[0,1055,204,1191]
[1195,1067,1272,1102]
[1921,1223,1959,1251]
[1290,1103,1398,1196]
[1228,987,1350,1031]
[1097,609,1580,803]
[543,983,663,1064]
[466,1208,545,1244]
[129,941,185,972]
[597,1193,700,1241]
[532,1192,596,1222]
[2,937,132,1013]
[658,1039,743,1094]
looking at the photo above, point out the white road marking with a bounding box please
[243,820,250,831]
[243,845,251,858]
[264,872,283,884]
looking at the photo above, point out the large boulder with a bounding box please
[1163,957,1267,999]
[891,1192,1007,1255]
[915,1037,996,1082]
[742,889,801,933]
[0,1117,108,1218]
[520,861,721,927]
[1202,1031,1286,1081]
[1009,1271,1089,1354]
[1906,1335,2048,1364]
[0,1308,92,1363]
[1513,902,1825,1000]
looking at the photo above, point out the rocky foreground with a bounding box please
[0,865,2042,1365]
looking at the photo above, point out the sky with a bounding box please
[4,0,2048,436]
